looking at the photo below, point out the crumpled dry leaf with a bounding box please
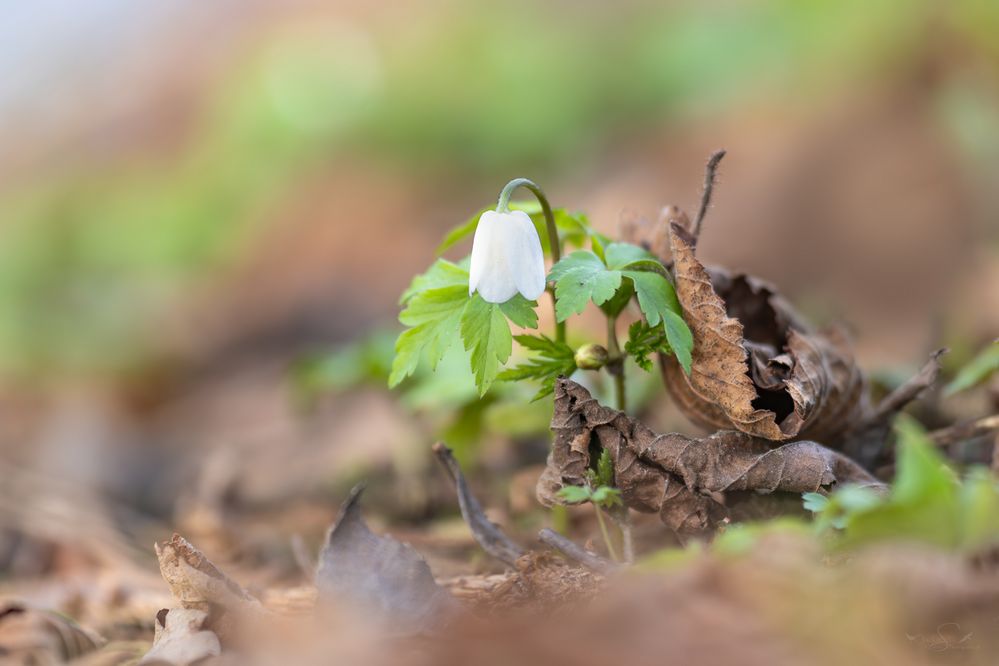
[537,379,882,534]
[154,533,263,616]
[315,485,453,634]
[661,215,864,442]
[138,608,221,666]
[0,603,103,663]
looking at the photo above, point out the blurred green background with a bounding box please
[2,0,997,381]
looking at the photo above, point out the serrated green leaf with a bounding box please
[604,242,654,269]
[460,294,515,396]
[595,448,614,488]
[549,250,623,321]
[557,485,592,504]
[624,319,670,372]
[663,310,693,374]
[622,270,681,326]
[497,334,575,400]
[945,341,999,396]
[499,294,539,329]
[400,258,470,304]
[591,486,623,508]
[389,284,469,387]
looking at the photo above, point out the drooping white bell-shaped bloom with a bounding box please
[468,209,546,303]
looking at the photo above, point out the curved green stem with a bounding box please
[497,178,564,343]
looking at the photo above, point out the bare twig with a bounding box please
[432,442,525,567]
[693,149,727,238]
[537,528,617,575]
[930,415,999,448]
[870,349,948,422]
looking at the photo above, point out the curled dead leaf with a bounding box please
[661,219,865,442]
[538,379,883,534]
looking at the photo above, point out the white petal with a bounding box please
[469,211,518,303]
[505,210,546,301]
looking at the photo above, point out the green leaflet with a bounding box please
[945,341,999,395]
[550,242,693,374]
[389,284,468,387]
[549,250,623,321]
[497,334,576,401]
[805,416,999,552]
[391,259,538,394]
[460,294,538,396]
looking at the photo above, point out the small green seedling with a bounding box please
[390,178,694,554]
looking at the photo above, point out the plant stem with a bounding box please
[593,505,620,562]
[496,178,564,343]
[605,315,625,411]
[610,509,634,564]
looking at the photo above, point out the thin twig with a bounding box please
[537,528,618,575]
[432,442,525,567]
[930,414,999,448]
[692,149,727,238]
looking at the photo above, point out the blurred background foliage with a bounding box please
[1,0,997,380]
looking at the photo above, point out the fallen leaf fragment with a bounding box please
[138,608,220,666]
[538,379,883,535]
[154,533,263,615]
[315,485,454,634]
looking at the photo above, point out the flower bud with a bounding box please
[574,344,609,370]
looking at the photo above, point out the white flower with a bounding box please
[468,210,546,304]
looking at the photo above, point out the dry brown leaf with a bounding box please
[537,379,883,534]
[154,534,263,616]
[138,608,220,666]
[315,485,454,634]
[662,219,865,442]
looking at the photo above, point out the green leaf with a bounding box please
[945,341,999,395]
[460,293,515,396]
[435,210,486,256]
[400,258,470,303]
[389,284,469,387]
[556,485,592,504]
[624,319,670,372]
[594,448,615,488]
[959,467,999,551]
[837,417,962,549]
[801,492,829,514]
[499,294,539,329]
[604,242,655,269]
[591,486,623,508]
[548,251,623,321]
[621,270,681,327]
[663,310,693,374]
[497,334,576,400]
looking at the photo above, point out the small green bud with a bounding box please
[574,343,609,370]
